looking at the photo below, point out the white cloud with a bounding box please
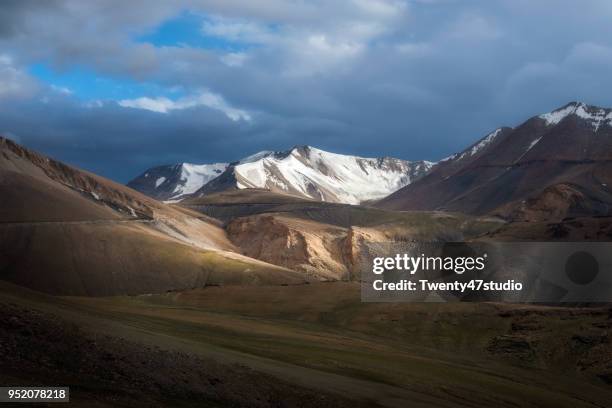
[197,1,407,77]
[307,35,363,56]
[201,16,275,44]
[280,34,364,76]
[221,52,248,67]
[352,0,407,19]
[50,84,73,94]
[119,96,173,113]
[0,54,38,100]
[118,90,251,121]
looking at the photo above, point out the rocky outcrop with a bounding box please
[495,183,611,222]
[226,214,395,281]
[342,227,388,280]
[226,215,349,280]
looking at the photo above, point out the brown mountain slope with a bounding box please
[224,211,503,279]
[481,216,612,241]
[377,102,612,222]
[0,137,308,295]
[0,222,307,296]
[0,136,164,221]
[227,214,350,280]
[185,190,504,279]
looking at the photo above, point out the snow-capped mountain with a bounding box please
[194,146,434,204]
[539,101,612,130]
[378,101,612,220]
[127,162,228,201]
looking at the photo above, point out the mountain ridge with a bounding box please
[129,145,435,205]
[376,101,612,221]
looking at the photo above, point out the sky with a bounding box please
[1,0,612,182]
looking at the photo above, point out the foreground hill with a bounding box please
[2,280,611,407]
[130,145,434,204]
[0,137,308,295]
[377,102,612,222]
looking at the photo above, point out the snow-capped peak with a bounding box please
[231,145,434,204]
[539,102,612,130]
[127,161,228,201]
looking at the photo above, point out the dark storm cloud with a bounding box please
[1,0,612,182]
[0,96,361,181]
[0,98,250,181]
[0,0,58,37]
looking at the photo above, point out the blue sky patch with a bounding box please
[29,63,184,101]
[136,12,250,51]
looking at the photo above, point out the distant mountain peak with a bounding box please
[539,101,612,130]
[224,146,435,204]
[127,162,229,201]
[378,101,612,219]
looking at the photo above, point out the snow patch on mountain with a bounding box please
[239,150,274,164]
[539,104,577,126]
[172,163,228,197]
[440,128,504,163]
[526,136,542,152]
[467,128,502,157]
[514,136,544,164]
[539,102,612,130]
[155,177,166,188]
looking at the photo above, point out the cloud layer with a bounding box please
[1,0,612,181]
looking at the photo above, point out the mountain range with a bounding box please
[2,101,612,295]
[128,101,612,224]
[0,135,498,295]
[128,145,434,204]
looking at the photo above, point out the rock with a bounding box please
[487,335,535,361]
